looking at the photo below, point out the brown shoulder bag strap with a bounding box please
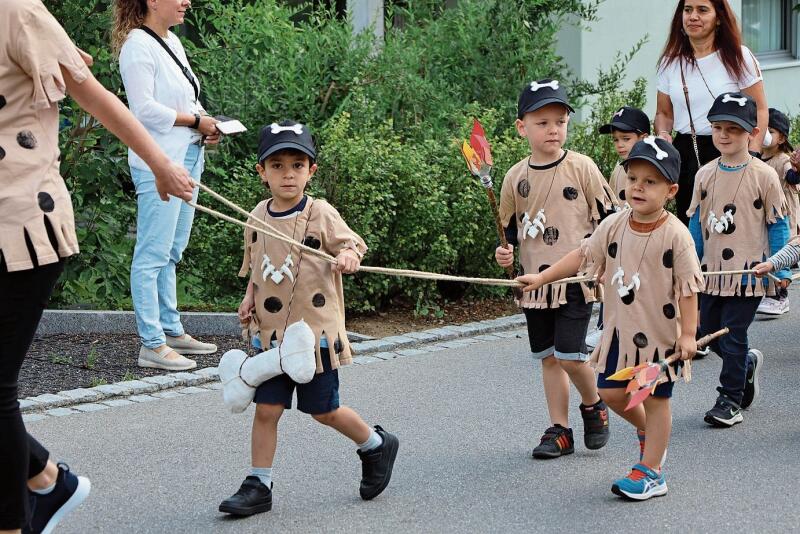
[679,59,703,168]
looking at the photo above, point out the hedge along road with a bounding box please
[27,303,800,533]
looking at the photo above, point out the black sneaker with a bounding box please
[218,477,272,516]
[26,463,91,534]
[357,425,399,500]
[741,349,763,409]
[580,400,610,450]
[704,396,743,427]
[531,425,574,459]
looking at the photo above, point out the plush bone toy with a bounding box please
[218,320,317,413]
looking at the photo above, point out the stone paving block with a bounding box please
[29,393,71,408]
[473,334,503,341]
[101,399,136,407]
[20,398,42,412]
[56,388,102,403]
[177,386,208,395]
[370,352,398,360]
[72,403,109,413]
[436,339,474,349]
[403,331,441,342]
[422,327,460,340]
[46,407,77,417]
[352,356,382,364]
[379,335,418,348]
[351,339,398,353]
[203,382,224,390]
[195,367,219,378]
[128,395,158,403]
[23,413,48,423]
[396,348,427,357]
[92,384,132,397]
[141,375,181,389]
[151,391,183,399]
[169,372,206,385]
[116,380,159,394]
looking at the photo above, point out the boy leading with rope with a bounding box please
[495,80,617,458]
[218,121,399,516]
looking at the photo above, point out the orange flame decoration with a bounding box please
[469,119,493,166]
[461,141,482,176]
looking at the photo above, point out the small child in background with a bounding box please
[587,106,651,350]
[756,108,800,315]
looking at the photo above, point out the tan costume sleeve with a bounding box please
[238,202,266,277]
[578,212,621,278]
[318,201,368,259]
[672,242,705,298]
[12,2,90,110]
[686,162,714,219]
[498,167,517,227]
[761,166,787,224]
[581,159,618,222]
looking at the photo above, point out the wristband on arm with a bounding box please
[192,113,201,130]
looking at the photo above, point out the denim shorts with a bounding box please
[597,333,674,398]
[253,348,339,414]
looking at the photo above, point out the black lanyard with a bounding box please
[140,25,199,102]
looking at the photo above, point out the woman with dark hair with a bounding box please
[655,0,768,225]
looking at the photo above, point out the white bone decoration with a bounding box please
[611,266,641,298]
[522,209,547,240]
[261,253,295,284]
[529,80,559,92]
[269,123,304,135]
[721,94,747,107]
[643,136,668,160]
[707,209,734,234]
[614,108,624,118]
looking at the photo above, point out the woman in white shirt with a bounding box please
[113,0,219,370]
[654,0,767,225]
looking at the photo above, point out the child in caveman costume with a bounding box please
[518,137,703,501]
[755,108,800,316]
[688,93,791,427]
[496,79,617,459]
[218,120,399,516]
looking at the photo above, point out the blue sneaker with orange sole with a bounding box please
[611,463,668,501]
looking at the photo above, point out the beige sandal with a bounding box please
[138,345,197,371]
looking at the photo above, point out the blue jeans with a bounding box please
[130,144,203,348]
[699,294,761,406]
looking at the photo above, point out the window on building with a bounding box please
[742,0,798,61]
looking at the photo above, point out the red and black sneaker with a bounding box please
[531,425,574,459]
[580,400,610,450]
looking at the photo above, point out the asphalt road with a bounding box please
[29,299,800,533]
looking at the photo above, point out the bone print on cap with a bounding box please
[623,136,681,184]
[257,120,316,162]
[517,78,574,118]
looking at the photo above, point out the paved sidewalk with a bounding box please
[27,310,800,533]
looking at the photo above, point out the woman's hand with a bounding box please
[333,249,361,274]
[150,158,194,201]
[196,115,219,136]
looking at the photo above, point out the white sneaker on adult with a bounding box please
[585,328,602,350]
[166,334,218,355]
[756,297,789,316]
[138,345,197,370]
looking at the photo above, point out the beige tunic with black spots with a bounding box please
[0,0,90,272]
[608,162,627,206]
[499,150,617,309]
[687,158,786,297]
[764,153,800,238]
[580,211,703,380]
[239,197,367,373]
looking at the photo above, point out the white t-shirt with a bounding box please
[119,29,205,171]
[657,45,762,136]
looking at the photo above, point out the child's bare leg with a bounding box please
[558,359,600,405]
[599,388,646,429]
[541,355,570,426]
[312,406,371,444]
[641,396,671,469]
[252,403,284,468]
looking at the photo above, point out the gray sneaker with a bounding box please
[138,346,197,370]
[166,334,218,355]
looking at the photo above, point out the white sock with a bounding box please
[32,481,56,495]
[358,429,383,452]
[250,467,272,488]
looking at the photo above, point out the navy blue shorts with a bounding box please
[597,333,674,398]
[253,348,340,414]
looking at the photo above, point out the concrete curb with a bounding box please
[22,313,530,415]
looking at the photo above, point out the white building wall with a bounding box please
[557,0,800,119]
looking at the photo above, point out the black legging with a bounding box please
[673,133,721,225]
[0,258,62,530]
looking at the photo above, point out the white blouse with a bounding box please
[119,28,204,172]
[657,45,762,136]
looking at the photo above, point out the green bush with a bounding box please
[49,0,643,313]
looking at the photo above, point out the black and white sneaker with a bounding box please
[26,463,91,534]
[219,477,272,516]
[704,396,743,427]
[741,349,763,409]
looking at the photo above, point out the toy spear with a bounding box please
[461,119,522,298]
[606,327,729,411]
